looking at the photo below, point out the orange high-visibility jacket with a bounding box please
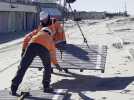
[22,29,38,49]
[49,20,66,44]
[30,27,58,65]
[22,25,42,49]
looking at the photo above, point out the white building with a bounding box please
[0,0,63,33]
[0,0,38,33]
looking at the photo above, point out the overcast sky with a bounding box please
[70,0,134,15]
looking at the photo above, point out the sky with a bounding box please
[69,0,134,15]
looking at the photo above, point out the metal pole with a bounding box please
[68,3,102,55]
[60,0,67,59]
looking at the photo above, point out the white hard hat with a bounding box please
[40,11,49,21]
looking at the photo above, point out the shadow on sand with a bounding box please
[52,72,134,91]
[52,72,134,99]
[61,44,91,61]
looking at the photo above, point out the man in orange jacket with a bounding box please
[21,17,68,73]
[49,18,66,49]
[11,12,62,95]
[49,18,68,73]
[22,18,66,56]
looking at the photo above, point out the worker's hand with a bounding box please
[54,64,62,71]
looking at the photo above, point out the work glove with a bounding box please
[54,64,62,71]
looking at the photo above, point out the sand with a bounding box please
[1,16,134,99]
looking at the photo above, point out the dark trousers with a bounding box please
[12,43,51,89]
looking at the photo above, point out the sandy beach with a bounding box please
[1,16,134,99]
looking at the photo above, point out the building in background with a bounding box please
[0,0,65,33]
[0,0,39,33]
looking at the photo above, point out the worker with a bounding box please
[21,17,68,73]
[10,12,62,95]
[49,18,68,73]
[22,18,66,56]
[49,17,66,49]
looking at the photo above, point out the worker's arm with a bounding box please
[48,36,62,71]
[50,46,62,71]
[21,35,30,57]
[21,30,38,57]
[21,34,32,57]
[21,49,25,57]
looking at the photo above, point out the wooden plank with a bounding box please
[29,44,107,72]
[24,89,68,100]
[0,89,68,100]
[0,90,18,100]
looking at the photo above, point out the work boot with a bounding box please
[10,84,18,96]
[44,86,54,93]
